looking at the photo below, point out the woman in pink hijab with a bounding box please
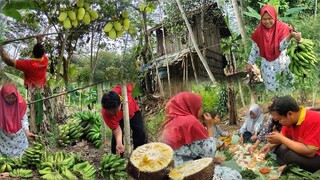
[246,5,302,91]
[0,82,36,157]
[161,92,242,179]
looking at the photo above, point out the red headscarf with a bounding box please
[251,5,291,62]
[0,83,27,134]
[161,92,208,150]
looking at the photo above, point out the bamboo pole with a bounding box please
[0,31,87,45]
[189,48,199,84]
[27,81,105,105]
[121,84,131,157]
[175,0,216,84]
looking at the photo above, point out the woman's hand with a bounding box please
[213,157,222,165]
[246,63,253,73]
[203,113,214,128]
[248,144,258,154]
[24,130,37,141]
[250,134,257,142]
[291,31,302,42]
[259,144,271,156]
[239,135,244,144]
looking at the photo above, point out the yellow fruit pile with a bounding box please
[103,11,136,40]
[58,0,99,29]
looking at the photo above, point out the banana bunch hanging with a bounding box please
[287,38,317,77]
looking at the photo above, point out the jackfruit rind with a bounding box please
[169,157,215,180]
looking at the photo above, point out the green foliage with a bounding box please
[217,85,228,116]
[1,1,37,20]
[145,109,164,138]
[192,83,219,113]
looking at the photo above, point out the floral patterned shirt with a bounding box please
[173,137,242,180]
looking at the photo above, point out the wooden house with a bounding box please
[146,3,232,97]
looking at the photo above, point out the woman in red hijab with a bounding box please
[0,82,37,158]
[161,92,242,179]
[246,5,302,91]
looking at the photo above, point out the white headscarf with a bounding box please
[240,104,264,134]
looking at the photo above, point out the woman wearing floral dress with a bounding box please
[246,5,302,91]
[0,83,37,158]
[160,92,242,180]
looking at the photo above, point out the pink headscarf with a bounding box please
[251,5,291,61]
[0,83,27,134]
[161,92,208,150]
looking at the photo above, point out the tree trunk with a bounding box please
[56,31,69,81]
[228,82,237,125]
[238,80,246,107]
[175,0,217,84]
[231,0,246,44]
[315,0,318,19]
[121,84,131,157]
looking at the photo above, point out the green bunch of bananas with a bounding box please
[57,117,84,147]
[0,161,14,173]
[75,111,103,149]
[73,161,96,179]
[8,156,27,169]
[99,153,127,180]
[22,148,43,168]
[287,38,317,77]
[39,151,78,179]
[9,168,33,178]
[39,170,65,180]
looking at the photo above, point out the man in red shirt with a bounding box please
[0,36,48,88]
[261,96,320,172]
[101,83,146,155]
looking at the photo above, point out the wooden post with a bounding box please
[189,49,198,84]
[175,0,216,84]
[121,84,131,157]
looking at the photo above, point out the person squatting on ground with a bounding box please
[0,82,37,158]
[210,111,231,150]
[260,96,320,173]
[161,92,242,179]
[239,104,264,144]
[101,83,146,155]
